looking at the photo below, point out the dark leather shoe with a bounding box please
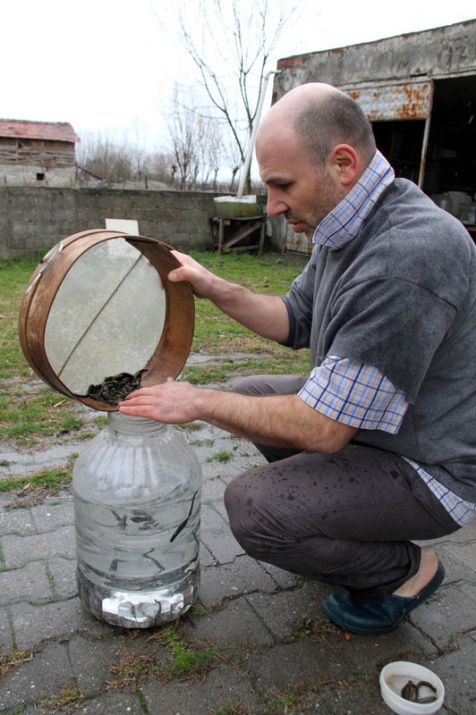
[322,562,445,635]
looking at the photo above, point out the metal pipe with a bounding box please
[418,80,435,188]
[236,69,280,199]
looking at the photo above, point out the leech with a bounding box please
[170,491,198,542]
[111,509,127,529]
[401,679,437,703]
[142,548,165,572]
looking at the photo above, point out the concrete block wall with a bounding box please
[0,186,221,259]
[1,165,76,188]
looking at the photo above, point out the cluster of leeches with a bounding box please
[85,369,144,405]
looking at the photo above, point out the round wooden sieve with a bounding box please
[18,229,195,411]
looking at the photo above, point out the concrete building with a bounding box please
[0,119,79,187]
[272,20,476,251]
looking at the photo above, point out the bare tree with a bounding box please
[148,151,177,185]
[77,131,174,188]
[223,137,243,194]
[206,121,224,191]
[168,86,203,188]
[168,84,229,190]
[157,0,301,193]
[77,132,136,185]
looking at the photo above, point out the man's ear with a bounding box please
[327,144,359,188]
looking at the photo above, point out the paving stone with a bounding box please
[181,595,274,648]
[0,507,37,535]
[435,633,476,714]
[258,560,302,590]
[200,503,244,564]
[31,499,74,532]
[444,540,476,573]
[199,542,217,567]
[433,544,476,584]
[332,629,443,698]
[200,473,228,504]
[0,561,52,606]
[246,584,327,642]
[250,639,351,693]
[47,556,78,597]
[410,581,476,650]
[2,525,76,567]
[198,558,278,609]
[72,689,145,714]
[67,634,131,695]
[141,663,261,715]
[0,642,73,711]
[210,496,233,521]
[0,609,13,654]
[10,598,109,651]
[315,678,385,715]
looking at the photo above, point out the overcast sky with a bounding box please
[2,0,475,152]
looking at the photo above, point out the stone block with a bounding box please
[2,525,76,567]
[0,642,73,711]
[0,561,53,606]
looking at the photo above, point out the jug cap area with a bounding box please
[18,229,195,411]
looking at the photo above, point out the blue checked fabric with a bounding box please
[312,150,395,249]
[299,358,406,433]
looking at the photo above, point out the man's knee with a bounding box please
[230,375,269,395]
[224,473,274,555]
[224,475,249,544]
[230,374,307,396]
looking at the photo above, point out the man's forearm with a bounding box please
[120,380,358,453]
[205,275,290,343]
[168,250,290,343]
[194,388,358,454]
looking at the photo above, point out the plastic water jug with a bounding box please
[73,412,202,628]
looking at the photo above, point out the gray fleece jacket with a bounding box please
[283,179,476,502]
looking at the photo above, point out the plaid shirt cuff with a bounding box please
[298,356,407,433]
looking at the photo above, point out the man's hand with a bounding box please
[119,378,205,424]
[168,250,216,299]
[167,249,290,343]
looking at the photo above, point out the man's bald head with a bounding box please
[258,82,376,170]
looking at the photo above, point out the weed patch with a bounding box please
[0,458,76,509]
[106,649,157,693]
[294,615,345,643]
[104,620,256,694]
[0,649,33,680]
[261,686,307,713]
[37,682,84,714]
[207,451,232,463]
[151,622,217,683]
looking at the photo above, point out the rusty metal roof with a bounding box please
[342,79,434,121]
[0,119,79,143]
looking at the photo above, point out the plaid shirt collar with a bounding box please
[312,150,395,250]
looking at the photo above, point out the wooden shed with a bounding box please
[0,119,80,186]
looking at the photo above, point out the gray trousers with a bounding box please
[224,375,459,602]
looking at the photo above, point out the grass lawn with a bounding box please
[0,250,310,451]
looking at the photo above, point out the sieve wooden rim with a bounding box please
[18,229,195,411]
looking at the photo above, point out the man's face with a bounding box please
[256,124,344,237]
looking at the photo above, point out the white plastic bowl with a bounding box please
[380,661,445,715]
